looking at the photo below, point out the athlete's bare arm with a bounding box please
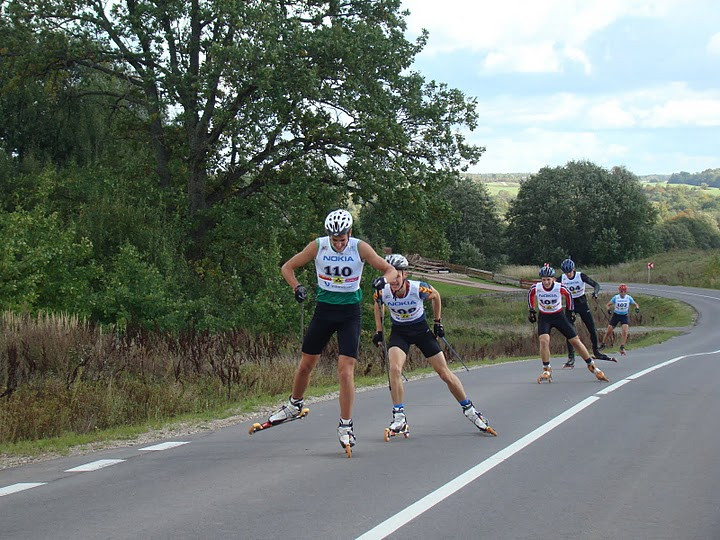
[281,240,319,290]
[358,241,398,283]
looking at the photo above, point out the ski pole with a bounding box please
[300,301,304,340]
[440,337,469,371]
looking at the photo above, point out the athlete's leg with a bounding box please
[337,354,356,419]
[568,336,592,360]
[620,323,629,346]
[428,351,466,401]
[578,304,600,351]
[291,352,320,399]
[539,334,551,363]
[388,346,407,405]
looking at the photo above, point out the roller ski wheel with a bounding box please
[248,408,310,435]
[537,367,552,384]
[484,425,498,437]
[588,365,609,382]
[383,424,410,442]
[338,422,355,458]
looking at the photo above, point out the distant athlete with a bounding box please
[558,258,613,367]
[601,283,640,356]
[528,264,609,383]
[372,254,496,439]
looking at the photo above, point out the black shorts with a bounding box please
[302,302,362,358]
[609,313,629,327]
[537,311,577,340]
[388,320,442,358]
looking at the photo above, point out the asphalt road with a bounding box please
[1,283,719,539]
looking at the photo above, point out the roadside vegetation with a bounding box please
[0,278,694,458]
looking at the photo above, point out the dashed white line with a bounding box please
[0,483,46,497]
[65,459,125,472]
[139,441,189,451]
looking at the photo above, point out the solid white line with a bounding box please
[595,379,631,395]
[65,459,125,472]
[139,441,189,451]
[0,483,46,497]
[356,397,599,540]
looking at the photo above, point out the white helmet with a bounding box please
[385,254,409,270]
[324,209,353,236]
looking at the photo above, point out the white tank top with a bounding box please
[561,271,586,299]
[533,282,565,314]
[381,280,427,324]
[314,237,364,292]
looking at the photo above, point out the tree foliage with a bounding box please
[0,0,484,331]
[504,161,657,266]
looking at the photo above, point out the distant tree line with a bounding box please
[667,168,720,187]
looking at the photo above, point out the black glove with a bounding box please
[568,311,576,323]
[592,292,598,300]
[372,276,386,291]
[433,322,444,338]
[372,331,384,346]
[294,284,307,303]
[607,309,612,317]
[635,307,640,314]
[528,309,537,323]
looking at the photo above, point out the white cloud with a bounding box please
[403,0,685,73]
[708,32,720,55]
[465,129,629,173]
[473,83,720,130]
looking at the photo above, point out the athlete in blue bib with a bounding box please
[602,283,640,355]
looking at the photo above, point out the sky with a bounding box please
[401,0,720,176]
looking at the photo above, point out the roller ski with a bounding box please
[592,349,618,363]
[384,408,410,442]
[537,366,553,383]
[563,354,575,369]
[338,420,356,458]
[248,397,309,435]
[588,363,609,382]
[462,402,498,436]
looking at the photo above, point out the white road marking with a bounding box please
[595,379,631,394]
[139,441,189,451]
[358,346,720,540]
[0,483,46,497]
[356,397,599,540]
[65,459,125,472]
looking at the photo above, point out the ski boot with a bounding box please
[384,407,410,442]
[593,349,618,363]
[338,420,356,458]
[619,345,626,356]
[587,363,609,382]
[537,366,552,383]
[268,397,304,425]
[563,353,575,369]
[462,402,497,436]
[249,396,309,434]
